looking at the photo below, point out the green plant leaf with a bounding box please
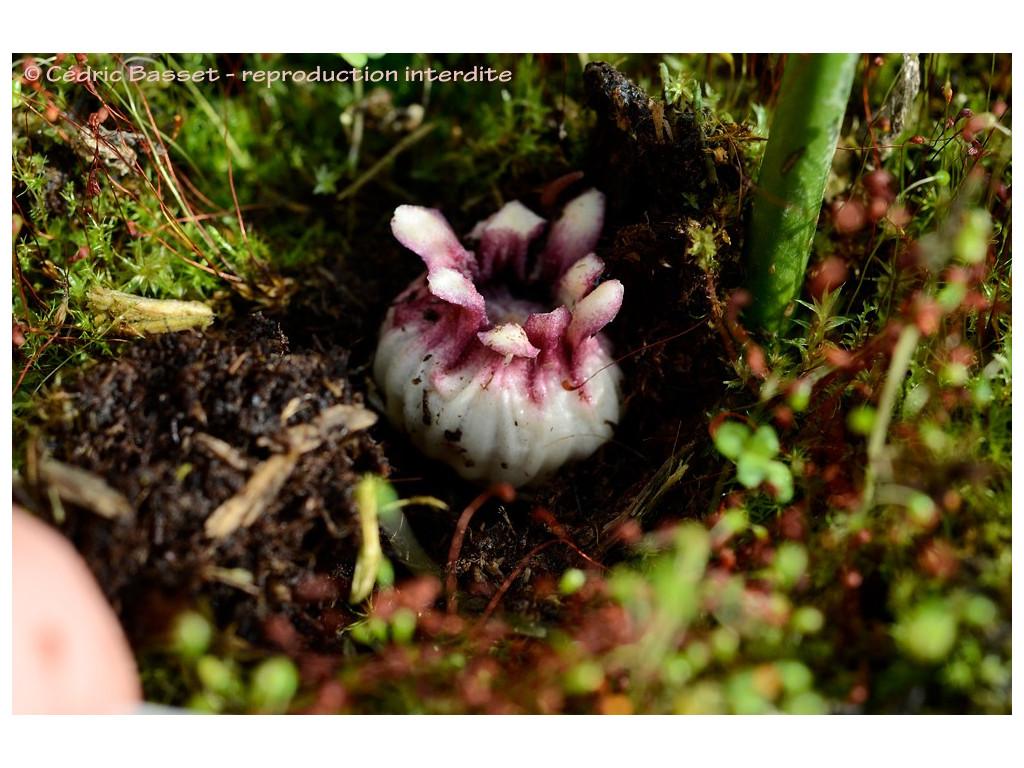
[745,53,859,331]
[714,421,751,460]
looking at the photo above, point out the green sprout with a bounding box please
[713,421,794,503]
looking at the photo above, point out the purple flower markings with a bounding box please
[374,190,625,487]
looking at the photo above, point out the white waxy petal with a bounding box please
[478,323,540,363]
[567,279,625,351]
[470,200,546,241]
[556,253,606,309]
[470,201,547,280]
[392,205,477,275]
[538,189,605,278]
[426,267,486,314]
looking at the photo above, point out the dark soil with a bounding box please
[29,314,388,650]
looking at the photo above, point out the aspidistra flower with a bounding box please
[374,189,623,487]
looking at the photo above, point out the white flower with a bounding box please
[374,190,623,487]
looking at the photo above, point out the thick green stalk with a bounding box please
[746,53,858,331]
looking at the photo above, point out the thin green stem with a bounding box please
[860,324,921,513]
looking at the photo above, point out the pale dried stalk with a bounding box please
[87,287,214,336]
[39,458,135,520]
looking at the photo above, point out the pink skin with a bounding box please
[12,507,141,714]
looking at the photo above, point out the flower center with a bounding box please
[480,284,547,327]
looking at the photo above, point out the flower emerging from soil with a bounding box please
[374,189,624,487]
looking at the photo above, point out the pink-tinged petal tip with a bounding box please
[556,253,606,309]
[478,323,541,363]
[523,306,572,352]
[427,267,486,314]
[538,188,606,279]
[566,279,624,350]
[392,205,477,275]
[469,201,547,281]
